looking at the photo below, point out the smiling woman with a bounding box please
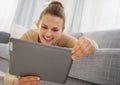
[37,14,63,45]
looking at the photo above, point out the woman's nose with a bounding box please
[45,30,52,37]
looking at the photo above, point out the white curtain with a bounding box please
[64,0,120,33]
[13,0,49,29]
[3,0,120,33]
[59,0,84,33]
[80,0,120,32]
[0,0,18,32]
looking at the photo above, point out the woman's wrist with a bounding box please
[12,78,19,85]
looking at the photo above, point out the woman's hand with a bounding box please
[72,36,95,60]
[13,76,41,85]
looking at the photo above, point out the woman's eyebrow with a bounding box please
[42,23,47,26]
[42,23,58,29]
[53,27,59,29]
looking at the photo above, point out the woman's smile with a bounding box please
[43,35,53,44]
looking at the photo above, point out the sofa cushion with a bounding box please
[0,58,9,72]
[0,32,10,43]
[0,44,9,60]
[0,71,4,85]
[0,43,9,72]
[69,48,120,85]
[39,77,96,85]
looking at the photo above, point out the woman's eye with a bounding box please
[42,26,47,29]
[52,29,59,32]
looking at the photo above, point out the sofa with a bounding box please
[0,29,120,85]
[0,32,10,85]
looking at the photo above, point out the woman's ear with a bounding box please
[34,20,39,29]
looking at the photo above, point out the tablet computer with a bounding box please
[9,38,73,84]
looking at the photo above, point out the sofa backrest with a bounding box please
[0,32,10,43]
[84,29,120,48]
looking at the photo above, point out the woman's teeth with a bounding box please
[44,37,52,41]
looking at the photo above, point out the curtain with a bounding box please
[13,0,49,29]
[3,0,120,35]
[61,0,84,33]
[64,0,120,33]
[13,0,84,33]
[0,0,18,32]
[80,0,120,32]
[12,0,84,33]
[66,0,84,33]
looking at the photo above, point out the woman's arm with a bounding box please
[4,72,17,85]
[13,76,40,85]
[4,72,41,85]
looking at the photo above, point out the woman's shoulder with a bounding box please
[61,32,70,37]
[57,32,77,47]
[25,29,39,37]
[61,32,77,40]
[26,29,39,34]
[21,29,39,41]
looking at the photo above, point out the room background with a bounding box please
[0,0,120,33]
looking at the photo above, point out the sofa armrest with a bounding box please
[0,32,10,43]
[69,48,120,85]
[0,44,9,60]
[0,43,9,73]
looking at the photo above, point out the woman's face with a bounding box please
[38,14,63,45]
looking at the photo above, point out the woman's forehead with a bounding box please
[40,14,63,27]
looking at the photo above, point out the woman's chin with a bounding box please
[41,41,53,45]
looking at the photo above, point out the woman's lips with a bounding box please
[43,36,53,43]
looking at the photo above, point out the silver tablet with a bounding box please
[9,38,73,84]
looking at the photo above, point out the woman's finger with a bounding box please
[23,80,40,85]
[72,36,95,60]
[72,38,84,53]
[18,76,40,85]
[20,76,40,81]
